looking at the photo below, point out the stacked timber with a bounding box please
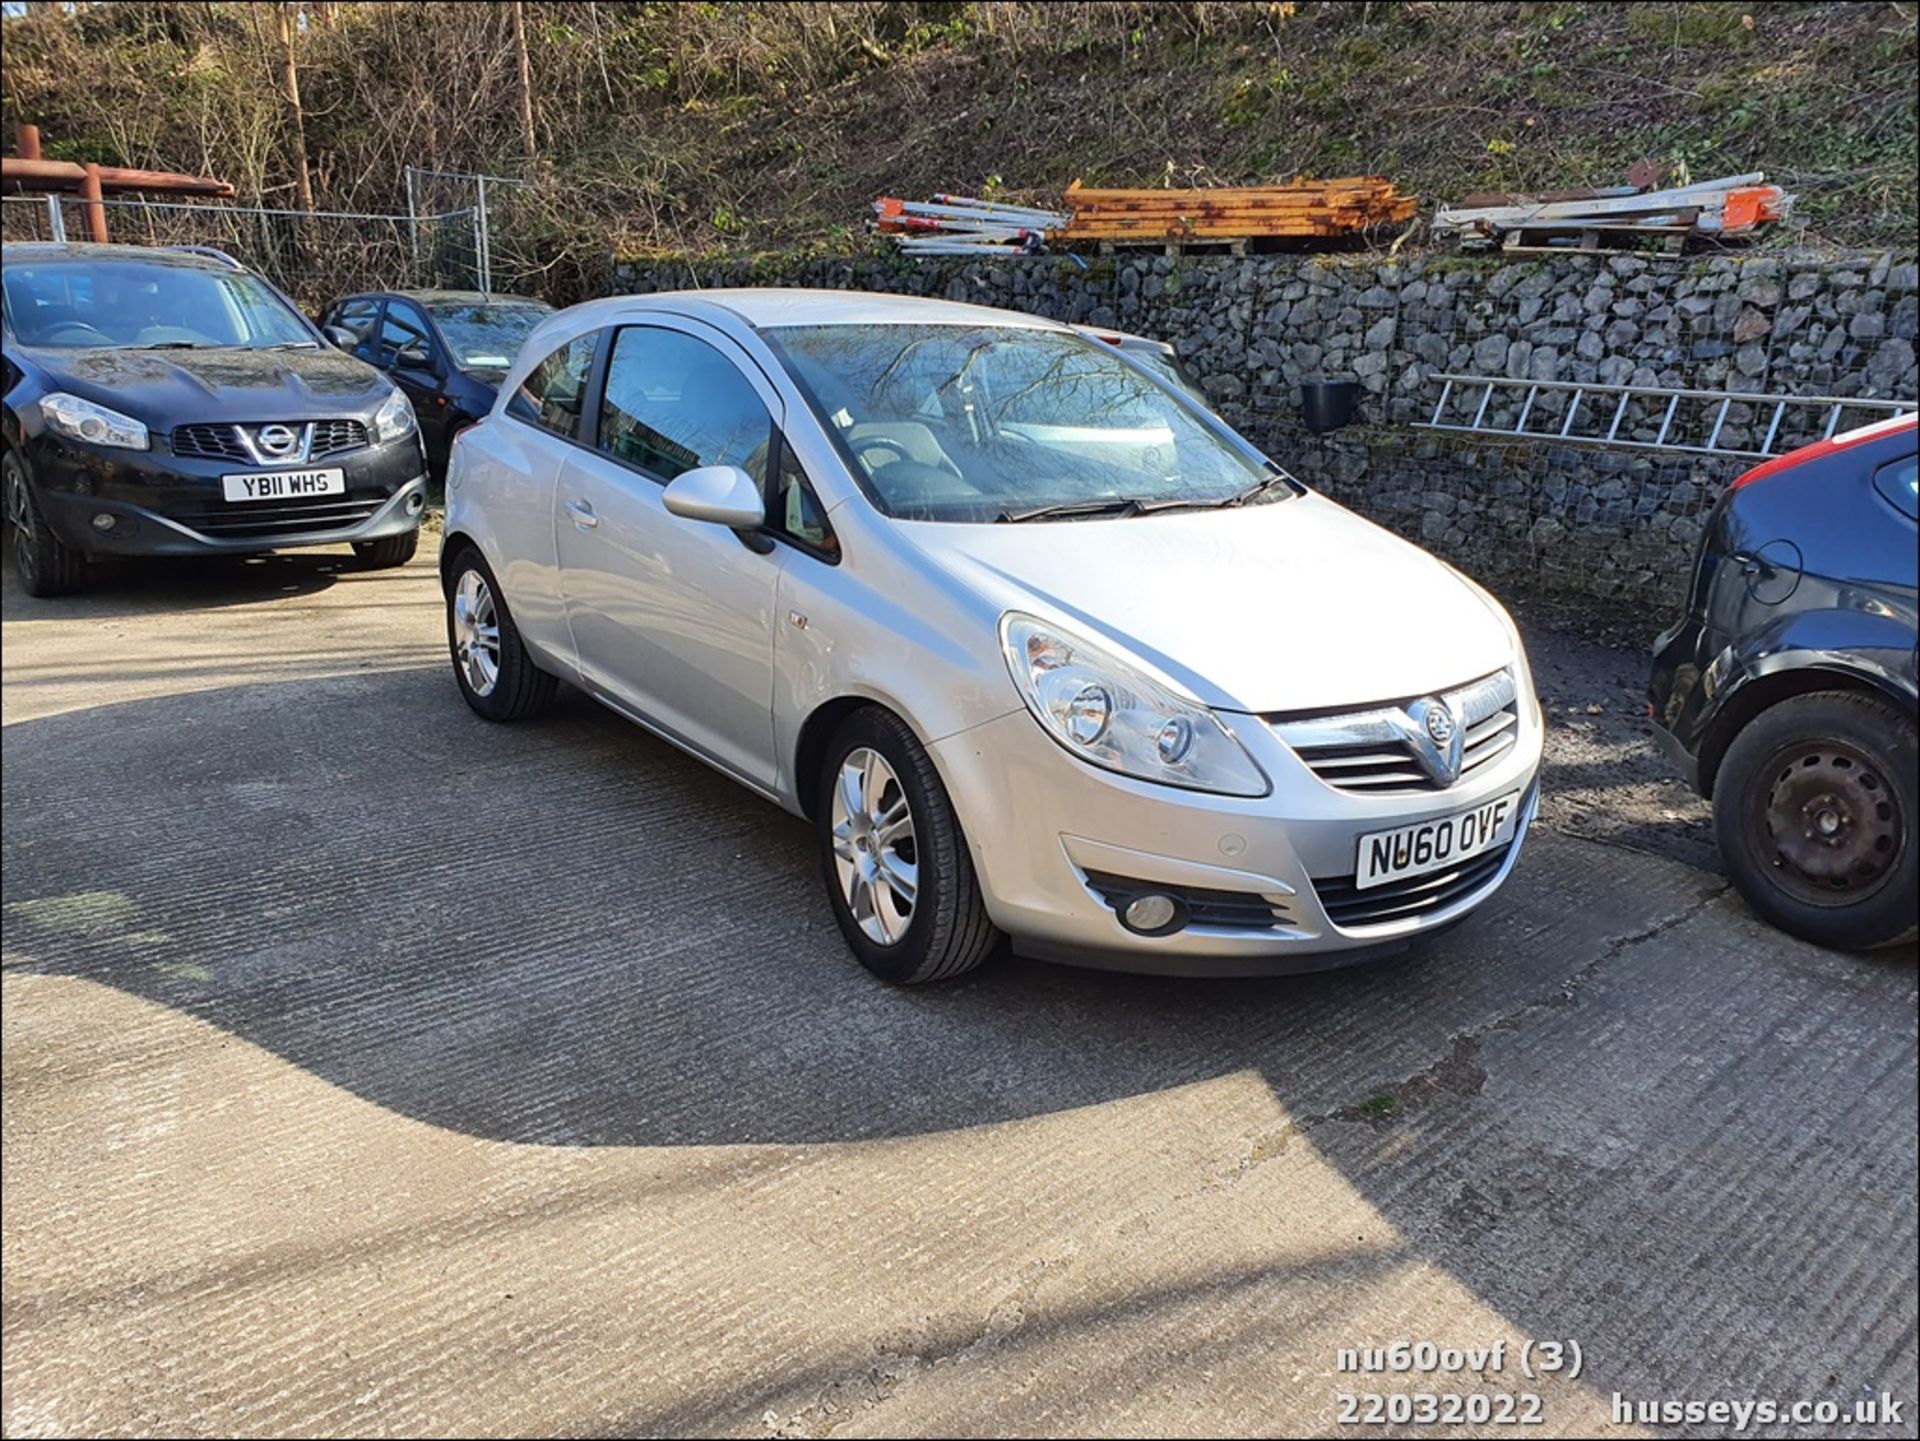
[1060,177,1416,244]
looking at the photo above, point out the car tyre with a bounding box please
[816,706,999,984]
[1714,690,1917,950]
[353,529,420,569]
[443,545,556,722]
[5,451,86,597]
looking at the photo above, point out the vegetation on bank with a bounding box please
[2,1,1913,290]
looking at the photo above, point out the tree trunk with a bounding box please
[275,1,316,213]
[512,1,537,162]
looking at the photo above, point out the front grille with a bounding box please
[171,495,381,540]
[1272,669,1523,795]
[171,423,248,461]
[170,419,370,463]
[309,419,369,460]
[1084,871,1294,931]
[1312,840,1514,930]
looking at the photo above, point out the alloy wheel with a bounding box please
[6,465,37,587]
[830,746,919,946]
[451,568,501,698]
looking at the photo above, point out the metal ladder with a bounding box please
[1416,374,1916,461]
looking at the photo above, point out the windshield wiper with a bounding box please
[263,340,321,350]
[1223,472,1298,507]
[996,497,1146,523]
[129,341,215,351]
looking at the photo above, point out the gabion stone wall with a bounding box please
[609,248,1918,607]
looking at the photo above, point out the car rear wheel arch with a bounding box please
[1700,664,1911,798]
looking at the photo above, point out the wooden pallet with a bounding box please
[1496,223,1692,256]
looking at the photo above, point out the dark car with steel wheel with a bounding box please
[1650,412,1918,950]
[2,242,428,597]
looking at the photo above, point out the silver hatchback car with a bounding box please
[442,290,1543,983]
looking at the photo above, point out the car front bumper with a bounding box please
[23,432,428,557]
[930,686,1545,977]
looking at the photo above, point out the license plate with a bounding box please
[221,468,345,503]
[1355,791,1523,890]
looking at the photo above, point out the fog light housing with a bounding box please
[91,512,116,531]
[406,492,426,514]
[1121,893,1183,935]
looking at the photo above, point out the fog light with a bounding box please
[1122,893,1180,934]
[406,492,426,514]
[91,512,116,531]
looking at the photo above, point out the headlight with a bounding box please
[373,387,416,443]
[1000,612,1269,797]
[39,393,148,451]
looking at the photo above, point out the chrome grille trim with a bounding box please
[1272,668,1522,795]
[171,418,369,464]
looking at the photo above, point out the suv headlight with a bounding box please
[373,386,416,443]
[1000,612,1269,797]
[39,393,149,451]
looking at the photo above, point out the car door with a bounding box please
[555,320,789,792]
[377,298,452,468]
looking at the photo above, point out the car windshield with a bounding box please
[426,301,552,371]
[762,323,1277,523]
[2,259,313,350]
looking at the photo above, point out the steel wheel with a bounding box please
[450,568,501,698]
[1756,741,1904,906]
[6,461,37,588]
[830,746,919,946]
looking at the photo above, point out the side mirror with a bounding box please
[395,342,436,372]
[322,324,358,349]
[662,464,766,531]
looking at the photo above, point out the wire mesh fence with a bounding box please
[2,195,484,312]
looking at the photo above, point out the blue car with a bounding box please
[319,290,553,483]
[1650,413,1917,950]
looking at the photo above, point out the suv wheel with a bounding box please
[816,706,999,984]
[443,546,556,721]
[353,529,420,569]
[5,451,86,597]
[1714,690,1917,950]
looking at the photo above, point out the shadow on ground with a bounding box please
[4,571,1914,1429]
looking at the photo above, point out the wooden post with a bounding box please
[80,163,109,243]
[17,124,43,161]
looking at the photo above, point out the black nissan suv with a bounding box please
[2,242,428,597]
[1650,412,1917,951]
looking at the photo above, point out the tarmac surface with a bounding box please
[3,542,1915,1438]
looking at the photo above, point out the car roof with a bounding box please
[0,241,244,274]
[572,287,1070,334]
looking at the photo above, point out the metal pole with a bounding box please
[45,194,66,243]
[475,173,491,295]
[404,165,420,276]
[470,202,484,296]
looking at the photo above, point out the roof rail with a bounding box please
[166,244,245,270]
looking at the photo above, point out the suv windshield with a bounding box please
[2,259,313,350]
[424,300,552,371]
[763,324,1277,523]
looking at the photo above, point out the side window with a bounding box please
[332,297,380,340]
[505,332,597,436]
[1872,454,1918,522]
[597,326,771,485]
[773,442,839,558]
[379,300,433,368]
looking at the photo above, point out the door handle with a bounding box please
[566,499,598,530]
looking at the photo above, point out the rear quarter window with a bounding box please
[1872,454,1918,521]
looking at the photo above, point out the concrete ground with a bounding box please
[2,541,1915,1439]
